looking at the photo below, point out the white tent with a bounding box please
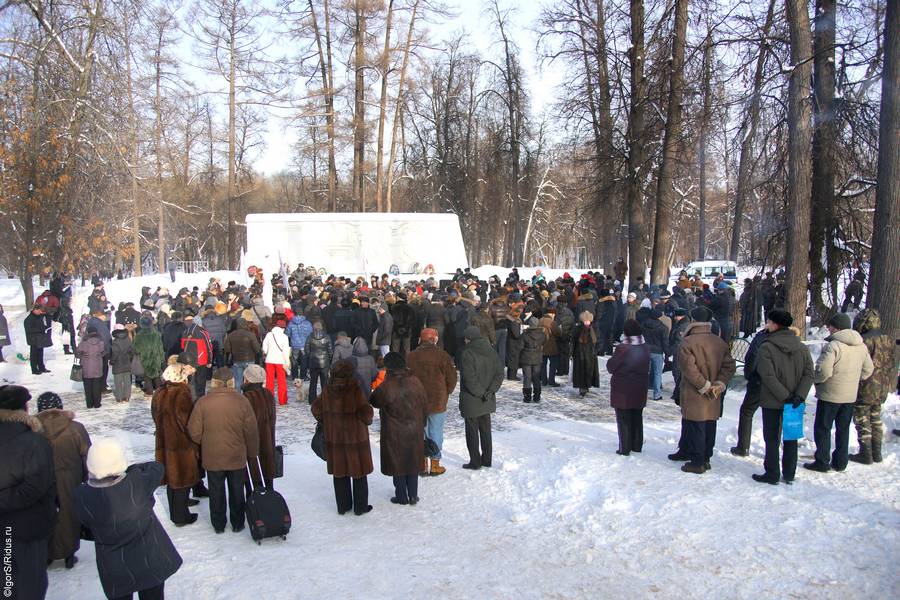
[244,212,469,281]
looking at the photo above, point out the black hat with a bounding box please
[674,308,688,317]
[767,309,793,328]
[828,312,851,331]
[690,306,713,322]
[36,391,63,412]
[384,352,406,371]
[0,385,31,411]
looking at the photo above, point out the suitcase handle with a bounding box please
[245,455,267,492]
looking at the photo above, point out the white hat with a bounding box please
[86,438,128,479]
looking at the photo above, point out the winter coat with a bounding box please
[854,310,899,406]
[311,361,374,479]
[350,338,378,399]
[740,329,768,397]
[375,311,393,346]
[0,409,56,542]
[425,302,447,334]
[151,382,200,489]
[391,301,416,338]
[181,323,213,368]
[677,322,737,421]
[75,462,182,599]
[596,296,617,333]
[555,306,575,344]
[37,408,90,560]
[814,329,875,404]
[262,326,291,366]
[370,369,428,476]
[572,323,599,390]
[162,321,186,357]
[0,311,10,347]
[406,343,457,414]
[470,309,497,346]
[24,311,53,348]
[520,324,546,366]
[202,313,228,347]
[224,326,261,364]
[76,333,107,379]
[87,316,113,354]
[305,330,333,370]
[332,308,357,340]
[133,328,165,379]
[710,291,735,326]
[539,316,561,355]
[639,315,670,356]
[110,329,135,375]
[506,317,524,369]
[187,388,260,471]
[606,341,651,410]
[242,383,277,483]
[755,329,814,410]
[624,303,639,324]
[669,318,692,361]
[286,315,314,349]
[458,334,504,419]
[333,337,353,363]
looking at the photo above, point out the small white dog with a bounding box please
[293,378,308,404]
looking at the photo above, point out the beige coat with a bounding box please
[814,329,874,403]
[187,388,260,471]
[677,322,737,421]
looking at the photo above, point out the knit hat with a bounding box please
[36,391,63,412]
[0,385,31,411]
[767,309,793,328]
[717,281,730,291]
[419,328,439,344]
[690,306,713,322]
[828,312,851,331]
[384,352,406,371]
[86,438,128,480]
[161,362,196,383]
[463,326,481,340]
[243,364,266,385]
[212,367,235,386]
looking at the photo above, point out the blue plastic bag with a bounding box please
[783,402,805,441]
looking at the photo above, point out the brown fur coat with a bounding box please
[151,381,200,488]
[311,360,373,479]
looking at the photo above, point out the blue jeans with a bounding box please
[232,361,252,389]
[495,328,508,363]
[425,411,447,459]
[649,353,664,400]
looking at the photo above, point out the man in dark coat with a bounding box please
[23,306,53,375]
[638,308,669,401]
[0,385,56,600]
[458,326,504,470]
[162,311,186,358]
[425,296,447,350]
[390,294,416,357]
[841,271,865,313]
[738,279,759,337]
[595,290,618,356]
[370,353,428,505]
[710,282,736,342]
[519,317,546,403]
[730,327,769,457]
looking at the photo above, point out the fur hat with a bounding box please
[86,438,128,480]
[0,385,31,411]
[162,363,196,383]
[384,352,406,371]
[243,364,266,385]
[215,302,228,315]
[579,311,594,323]
[419,328,439,344]
[211,367,235,387]
[690,306,713,323]
[241,309,254,322]
[828,312,851,331]
[36,391,63,412]
[767,309,793,328]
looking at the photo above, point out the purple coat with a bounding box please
[606,342,651,409]
[76,334,107,379]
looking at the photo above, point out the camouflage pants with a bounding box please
[853,404,883,448]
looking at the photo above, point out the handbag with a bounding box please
[274,445,284,478]
[131,354,145,377]
[424,436,439,458]
[311,423,326,461]
[70,358,83,383]
[783,402,805,441]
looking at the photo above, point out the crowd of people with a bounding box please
[1,262,897,600]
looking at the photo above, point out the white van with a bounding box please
[682,261,738,284]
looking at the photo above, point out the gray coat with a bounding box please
[75,333,107,379]
[375,311,393,346]
[458,334,504,419]
[756,328,814,410]
[110,330,135,375]
[75,462,182,599]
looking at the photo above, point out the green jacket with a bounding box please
[756,328,814,410]
[458,336,504,419]
[133,328,165,379]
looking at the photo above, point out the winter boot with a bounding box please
[63,345,73,355]
[872,441,883,463]
[729,446,749,457]
[681,463,706,475]
[429,458,446,476]
[849,444,873,465]
[667,450,690,461]
[533,390,541,404]
[420,457,430,477]
[523,388,532,403]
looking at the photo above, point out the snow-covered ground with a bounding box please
[1,273,898,600]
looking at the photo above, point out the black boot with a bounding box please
[523,388,532,403]
[872,441,883,463]
[63,345,73,355]
[64,556,78,569]
[849,444,873,465]
[533,390,541,403]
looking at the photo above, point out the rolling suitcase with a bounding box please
[245,457,291,545]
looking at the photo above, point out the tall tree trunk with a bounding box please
[808,0,838,323]
[124,8,141,276]
[650,0,688,284]
[868,0,899,340]
[784,0,814,334]
[384,0,419,212]
[155,33,165,273]
[625,0,646,287]
[353,0,367,211]
[226,9,237,267]
[309,0,337,210]
[698,32,713,261]
[374,0,394,212]
[730,0,776,262]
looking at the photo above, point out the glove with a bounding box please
[790,394,804,409]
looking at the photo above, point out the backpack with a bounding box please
[181,324,210,367]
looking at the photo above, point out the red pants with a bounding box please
[265,363,288,405]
